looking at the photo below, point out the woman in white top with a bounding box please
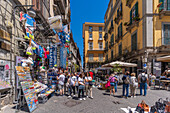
[78,73,85,100]
[130,73,138,98]
[68,73,77,98]
[85,72,93,99]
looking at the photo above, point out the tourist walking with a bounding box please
[68,73,77,98]
[122,71,130,99]
[64,72,69,95]
[114,72,118,93]
[57,71,65,96]
[109,74,117,96]
[75,73,79,94]
[130,73,138,98]
[78,73,85,100]
[138,70,148,96]
[85,72,93,99]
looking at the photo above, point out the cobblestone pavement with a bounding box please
[1,85,169,113]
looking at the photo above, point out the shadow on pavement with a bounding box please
[102,93,110,96]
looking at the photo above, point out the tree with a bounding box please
[111,64,122,73]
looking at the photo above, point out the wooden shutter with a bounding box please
[130,10,132,24]
[135,2,138,17]
[121,23,123,36]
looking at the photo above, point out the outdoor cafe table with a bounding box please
[160,80,170,90]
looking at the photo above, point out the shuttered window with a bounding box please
[163,24,170,45]
[130,2,138,24]
[131,32,137,51]
[119,43,122,56]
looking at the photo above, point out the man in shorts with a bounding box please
[57,71,65,96]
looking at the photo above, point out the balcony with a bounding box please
[54,0,66,15]
[114,12,123,25]
[98,38,103,41]
[104,33,108,41]
[104,47,108,53]
[108,26,114,34]
[88,48,104,51]
[88,38,93,41]
[88,59,104,63]
[156,38,170,53]
[125,16,140,32]
[126,0,134,8]
[115,34,122,43]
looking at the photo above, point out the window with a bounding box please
[131,32,137,51]
[111,19,113,27]
[117,3,122,17]
[119,43,122,56]
[111,4,113,9]
[89,42,93,50]
[105,41,108,50]
[99,54,103,61]
[89,33,92,40]
[130,2,138,24]
[99,27,102,32]
[89,54,93,61]
[163,24,170,45]
[99,42,103,50]
[106,54,108,61]
[111,50,113,59]
[89,26,93,32]
[110,34,114,45]
[99,33,102,40]
[118,23,123,38]
[159,0,170,11]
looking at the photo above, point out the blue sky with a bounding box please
[70,0,110,66]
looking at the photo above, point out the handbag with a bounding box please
[105,81,110,88]
[135,104,144,113]
[150,105,157,113]
[155,98,166,112]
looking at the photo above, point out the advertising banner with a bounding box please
[53,46,57,67]
[49,46,54,68]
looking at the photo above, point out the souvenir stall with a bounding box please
[15,8,70,112]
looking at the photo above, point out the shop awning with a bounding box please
[96,67,112,70]
[157,55,170,62]
[102,61,137,67]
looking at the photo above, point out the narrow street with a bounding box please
[2,85,169,113]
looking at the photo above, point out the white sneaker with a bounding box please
[73,95,76,97]
[68,96,71,98]
[134,96,136,98]
[79,98,82,100]
[90,96,93,99]
[131,96,133,98]
[83,98,86,100]
[86,96,88,98]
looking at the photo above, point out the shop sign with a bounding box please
[49,46,54,68]
[153,61,161,76]
[16,56,24,66]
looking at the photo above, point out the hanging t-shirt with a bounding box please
[23,14,35,26]
[43,48,47,58]
[39,46,43,58]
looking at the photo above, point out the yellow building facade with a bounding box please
[83,22,105,71]
[104,0,170,74]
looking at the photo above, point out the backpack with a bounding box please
[141,74,147,83]
[124,76,130,84]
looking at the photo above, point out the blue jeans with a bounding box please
[140,83,147,96]
[123,84,129,97]
[115,83,117,92]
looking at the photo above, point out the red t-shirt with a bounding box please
[89,71,93,79]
